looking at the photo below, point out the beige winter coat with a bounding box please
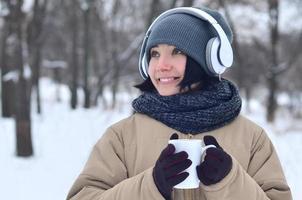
[67,113,292,200]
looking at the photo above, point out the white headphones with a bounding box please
[138,7,233,79]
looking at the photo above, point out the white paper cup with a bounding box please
[168,139,215,189]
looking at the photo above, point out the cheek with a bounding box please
[147,62,157,84]
[178,58,187,76]
[147,60,155,76]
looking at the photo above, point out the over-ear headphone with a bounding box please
[138,7,233,79]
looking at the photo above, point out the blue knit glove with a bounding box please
[153,133,192,200]
[196,135,232,185]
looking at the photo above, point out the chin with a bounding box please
[158,90,179,96]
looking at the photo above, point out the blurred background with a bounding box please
[0,0,301,199]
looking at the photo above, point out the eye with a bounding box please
[172,48,185,55]
[150,49,160,58]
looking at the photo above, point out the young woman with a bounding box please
[67,6,292,200]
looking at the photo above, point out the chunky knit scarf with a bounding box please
[132,79,242,134]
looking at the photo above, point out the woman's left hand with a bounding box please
[196,136,232,186]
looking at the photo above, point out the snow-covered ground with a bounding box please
[0,78,301,200]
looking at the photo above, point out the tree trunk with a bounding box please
[13,0,33,157]
[109,0,121,109]
[111,45,120,109]
[27,0,48,114]
[267,75,278,122]
[83,5,91,108]
[245,87,252,113]
[54,68,62,102]
[32,49,42,113]
[1,12,15,118]
[69,2,79,109]
[266,0,280,122]
[92,4,109,108]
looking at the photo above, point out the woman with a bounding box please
[67,6,292,200]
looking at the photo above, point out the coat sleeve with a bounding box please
[200,129,292,200]
[66,127,164,200]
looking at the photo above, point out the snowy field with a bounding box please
[0,78,301,200]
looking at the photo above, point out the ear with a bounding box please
[203,135,222,149]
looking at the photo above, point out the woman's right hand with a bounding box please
[152,133,192,200]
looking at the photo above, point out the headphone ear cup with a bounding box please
[142,53,149,79]
[140,53,149,79]
[206,37,226,76]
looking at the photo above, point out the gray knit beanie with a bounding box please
[145,7,233,75]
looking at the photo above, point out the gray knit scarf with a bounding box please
[132,79,242,134]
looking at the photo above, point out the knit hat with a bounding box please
[145,7,233,75]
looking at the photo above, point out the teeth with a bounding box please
[159,77,174,83]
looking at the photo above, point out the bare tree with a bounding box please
[70,3,80,109]
[26,0,48,114]
[62,0,81,109]
[1,1,16,117]
[90,2,109,108]
[108,0,122,109]
[265,0,280,122]
[82,0,93,108]
[7,0,33,156]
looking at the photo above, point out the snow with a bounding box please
[22,0,34,13]
[0,78,133,200]
[2,64,32,82]
[0,78,301,200]
[2,70,19,82]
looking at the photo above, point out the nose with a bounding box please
[157,55,172,71]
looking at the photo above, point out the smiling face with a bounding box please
[148,44,187,96]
